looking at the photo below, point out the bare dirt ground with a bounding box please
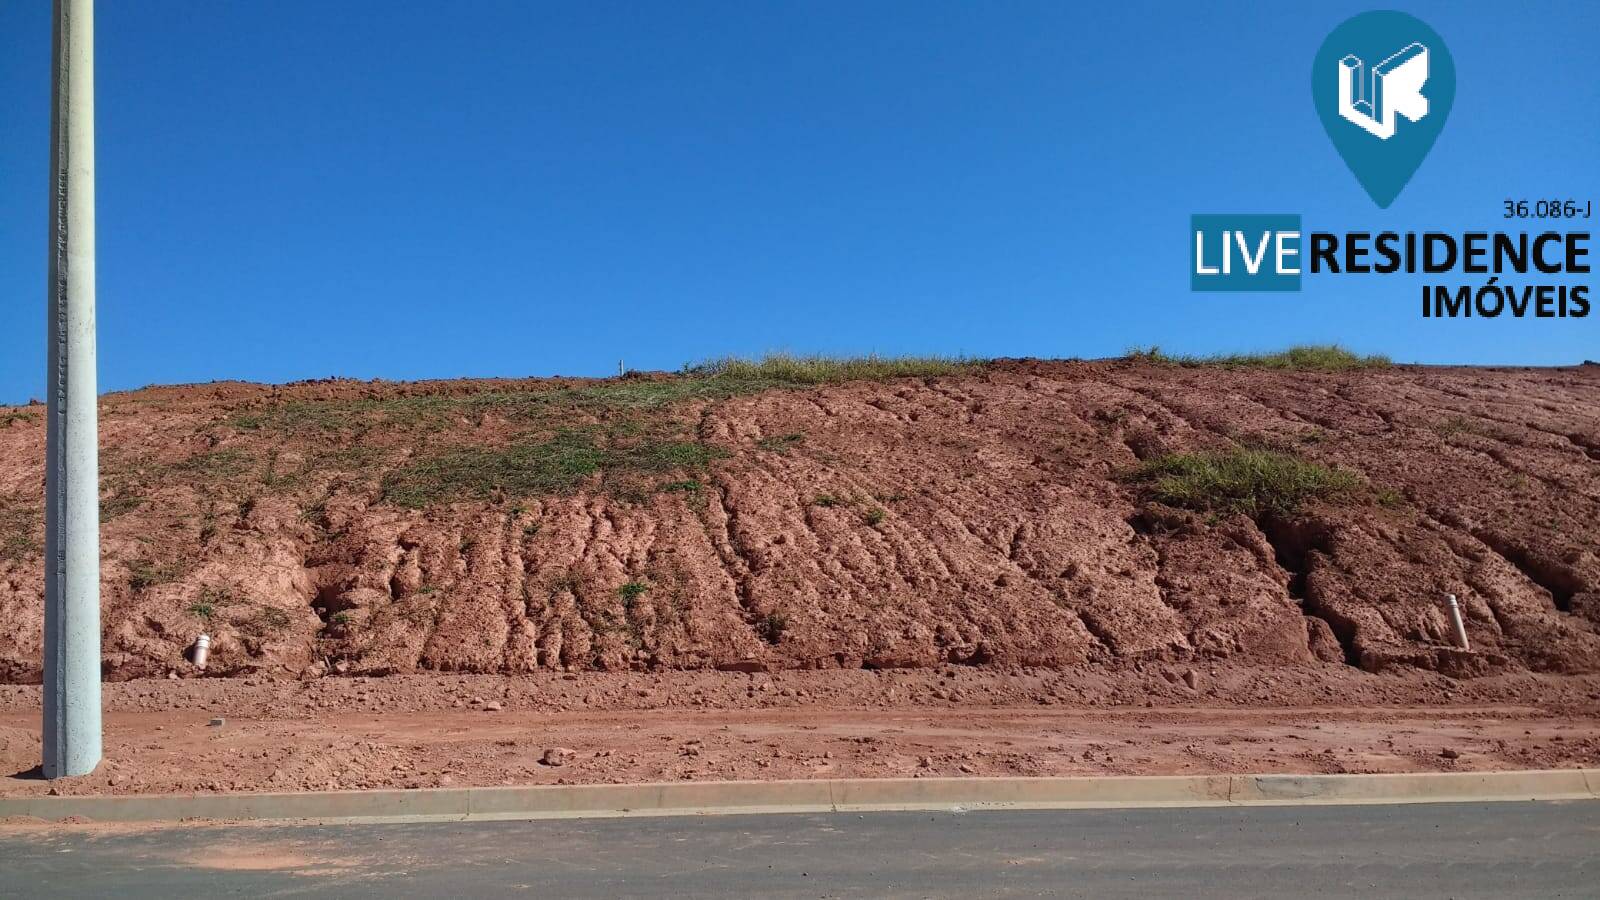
[1,358,1598,796]
[3,667,1599,796]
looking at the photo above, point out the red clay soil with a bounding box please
[3,358,1600,797]
[2,668,1598,796]
[0,359,1597,683]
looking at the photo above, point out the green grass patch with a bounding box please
[618,581,649,607]
[229,359,973,437]
[0,532,34,562]
[755,432,806,453]
[1430,416,1500,439]
[686,352,979,384]
[228,377,783,437]
[0,501,39,563]
[610,440,725,472]
[1126,449,1360,517]
[380,429,728,508]
[1126,345,1390,371]
[100,495,145,520]
[95,447,256,517]
[1374,486,1406,509]
[382,430,605,508]
[228,356,981,444]
[128,558,182,591]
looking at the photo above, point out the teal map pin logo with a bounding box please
[1312,11,1454,208]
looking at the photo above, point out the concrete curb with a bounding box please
[2,769,1596,825]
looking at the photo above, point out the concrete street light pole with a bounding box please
[42,0,101,779]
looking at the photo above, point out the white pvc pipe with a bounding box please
[42,0,102,780]
[1446,594,1470,651]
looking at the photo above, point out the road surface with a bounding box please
[4,801,1597,897]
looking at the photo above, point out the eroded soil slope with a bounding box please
[0,360,1596,681]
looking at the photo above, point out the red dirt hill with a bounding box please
[1,357,1596,682]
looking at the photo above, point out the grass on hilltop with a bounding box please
[1126,449,1360,518]
[1125,345,1390,371]
[224,353,982,509]
[684,352,980,384]
[232,354,981,436]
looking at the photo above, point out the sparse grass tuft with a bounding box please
[0,502,40,562]
[1431,416,1495,438]
[128,559,181,591]
[197,585,237,607]
[685,353,980,384]
[756,612,788,644]
[1126,449,1359,518]
[0,532,34,562]
[864,506,887,526]
[169,448,252,479]
[1126,345,1390,372]
[755,432,806,453]
[237,606,292,637]
[100,495,145,520]
[618,581,649,607]
[186,601,215,622]
[1374,486,1406,509]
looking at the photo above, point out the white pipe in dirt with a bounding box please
[192,634,212,670]
[1446,594,1470,651]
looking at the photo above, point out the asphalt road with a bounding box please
[4,801,1597,898]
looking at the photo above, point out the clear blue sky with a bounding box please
[1,1,1595,401]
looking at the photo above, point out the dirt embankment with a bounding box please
[0,359,1597,683]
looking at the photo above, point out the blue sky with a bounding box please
[1,1,1595,401]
